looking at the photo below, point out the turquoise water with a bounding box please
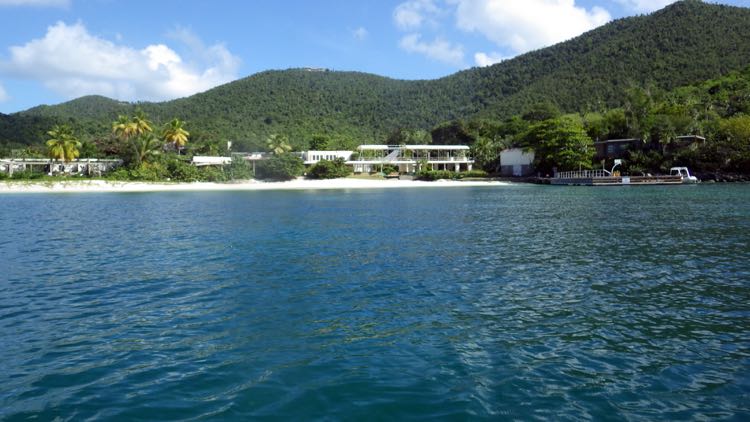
[1,185,749,420]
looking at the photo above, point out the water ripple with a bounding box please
[1,186,749,420]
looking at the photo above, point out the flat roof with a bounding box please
[358,144,470,150]
[594,138,642,144]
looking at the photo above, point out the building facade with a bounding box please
[593,138,646,159]
[0,158,122,176]
[349,145,473,173]
[301,150,353,165]
[499,148,535,176]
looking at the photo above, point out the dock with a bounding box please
[551,170,683,186]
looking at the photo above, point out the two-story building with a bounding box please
[348,145,473,174]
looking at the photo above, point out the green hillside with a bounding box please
[1,0,749,151]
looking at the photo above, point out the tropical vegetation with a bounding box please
[266,134,292,155]
[2,1,749,153]
[306,158,352,179]
[46,124,81,163]
[255,153,304,181]
[1,1,749,180]
[162,118,189,154]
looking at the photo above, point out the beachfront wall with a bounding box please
[349,145,473,174]
[0,158,122,176]
[301,151,353,165]
[500,148,535,177]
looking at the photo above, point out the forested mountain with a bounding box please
[1,0,749,151]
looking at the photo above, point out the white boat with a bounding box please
[669,167,699,184]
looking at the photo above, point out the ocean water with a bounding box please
[1,184,749,420]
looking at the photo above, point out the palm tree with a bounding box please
[112,114,136,141]
[112,110,156,166]
[470,136,499,171]
[131,108,153,137]
[134,134,161,165]
[46,124,81,163]
[266,134,292,155]
[162,118,189,154]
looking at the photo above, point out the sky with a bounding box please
[0,0,748,113]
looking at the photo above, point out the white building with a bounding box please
[500,148,535,177]
[227,145,475,175]
[191,156,233,166]
[0,158,122,176]
[301,150,353,165]
[349,145,473,174]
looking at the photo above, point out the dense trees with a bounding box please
[2,1,749,153]
[19,67,750,180]
[112,110,160,166]
[308,134,330,150]
[523,117,594,174]
[431,121,474,146]
[16,64,750,179]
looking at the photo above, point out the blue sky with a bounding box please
[0,0,748,113]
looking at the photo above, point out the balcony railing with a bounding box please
[353,155,472,162]
[554,169,610,179]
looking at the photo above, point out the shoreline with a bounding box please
[0,177,512,194]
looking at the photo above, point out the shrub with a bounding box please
[129,162,169,181]
[225,158,254,180]
[256,154,304,180]
[460,169,488,178]
[166,158,201,182]
[306,158,352,179]
[106,168,132,181]
[199,166,227,182]
[380,164,399,174]
[416,170,457,181]
[417,169,489,180]
[11,170,45,180]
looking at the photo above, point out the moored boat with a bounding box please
[669,167,699,184]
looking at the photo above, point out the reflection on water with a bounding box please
[1,185,749,419]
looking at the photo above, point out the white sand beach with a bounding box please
[0,177,512,193]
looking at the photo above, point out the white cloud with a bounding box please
[616,0,676,13]
[352,26,368,41]
[453,0,611,54]
[0,21,240,102]
[0,0,69,7]
[0,83,9,102]
[399,33,464,66]
[393,0,442,30]
[474,51,506,67]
